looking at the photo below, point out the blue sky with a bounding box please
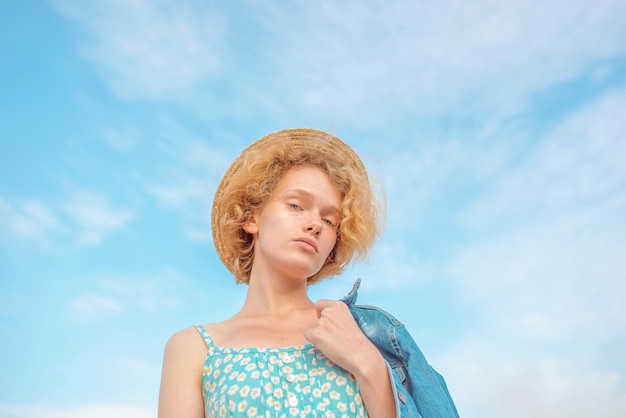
[1,1,625,417]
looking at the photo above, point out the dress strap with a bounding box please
[193,324,215,349]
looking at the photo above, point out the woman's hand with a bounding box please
[304,299,397,418]
[303,299,374,372]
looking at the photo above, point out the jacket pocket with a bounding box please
[388,359,408,388]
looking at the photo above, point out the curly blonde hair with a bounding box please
[212,128,382,284]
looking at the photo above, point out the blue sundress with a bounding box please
[194,325,368,418]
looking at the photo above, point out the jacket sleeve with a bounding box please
[350,305,459,418]
[389,322,459,417]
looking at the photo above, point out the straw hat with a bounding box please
[211,127,367,274]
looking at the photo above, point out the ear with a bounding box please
[243,212,259,235]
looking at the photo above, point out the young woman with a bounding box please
[158,128,459,418]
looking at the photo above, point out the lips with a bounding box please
[294,237,318,253]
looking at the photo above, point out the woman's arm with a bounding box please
[158,327,207,418]
[345,339,397,418]
[304,300,396,418]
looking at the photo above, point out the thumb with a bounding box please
[303,326,313,342]
[313,299,335,317]
[304,299,333,342]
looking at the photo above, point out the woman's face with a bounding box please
[245,166,342,281]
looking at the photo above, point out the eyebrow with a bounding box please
[285,189,341,216]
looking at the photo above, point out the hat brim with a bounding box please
[211,127,366,275]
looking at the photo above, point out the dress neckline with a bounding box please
[212,342,315,353]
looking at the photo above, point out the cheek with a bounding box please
[322,234,338,255]
[323,242,338,265]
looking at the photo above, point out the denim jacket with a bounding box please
[340,279,459,418]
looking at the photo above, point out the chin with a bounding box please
[287,264,323,281]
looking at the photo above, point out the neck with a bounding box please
[238,272,313,317]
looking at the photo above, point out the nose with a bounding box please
[305,218,322,236]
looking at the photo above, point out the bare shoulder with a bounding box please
[194,321,231,347]
[160,327,208,390]
[163,326,208,363]
[159,326,208,417]
[168,325,205,343]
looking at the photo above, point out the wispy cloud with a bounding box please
[101,125,142,152]
[444,90,626,416]
[234,0,626,119]
[62,190,134,245]
[0,198,60,247]
[440,335,626,417]
[350,239,437,291]
[0,190,135,249]
[67,269,184,320]
[51,0,626,119]
[68,292,123,315]
[458,91,626,233]
[378,138,468,231]
[141,119,232,241]
[9,3,623,417]
[50,0,226,99]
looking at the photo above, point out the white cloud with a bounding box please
[0,404,154,418]
[0,190,134,252]
[142,120,232,241]
[34,4,626,417]
[350,239,436,290]
[50,0,226,99]
[0,190,134,249]
[458,92,626,232]
[101,125,142,152]
[98,273,181,312]
[50,0,626,119]
[63,191,134,245]
[443,91,626,416]
[441,336,626,418]
[68,292,123,315]
[379,138,467,231]
[245,0,626,118]
[67,269,185,320]
[0,198,60,247]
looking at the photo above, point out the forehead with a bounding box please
[273,166,341,204]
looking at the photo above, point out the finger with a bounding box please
[313,299,336,317]
[303,327,314,342]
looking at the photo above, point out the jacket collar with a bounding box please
[340,278,361,306]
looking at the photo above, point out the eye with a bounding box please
[288,203,301,210]
[322,218,336,228]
